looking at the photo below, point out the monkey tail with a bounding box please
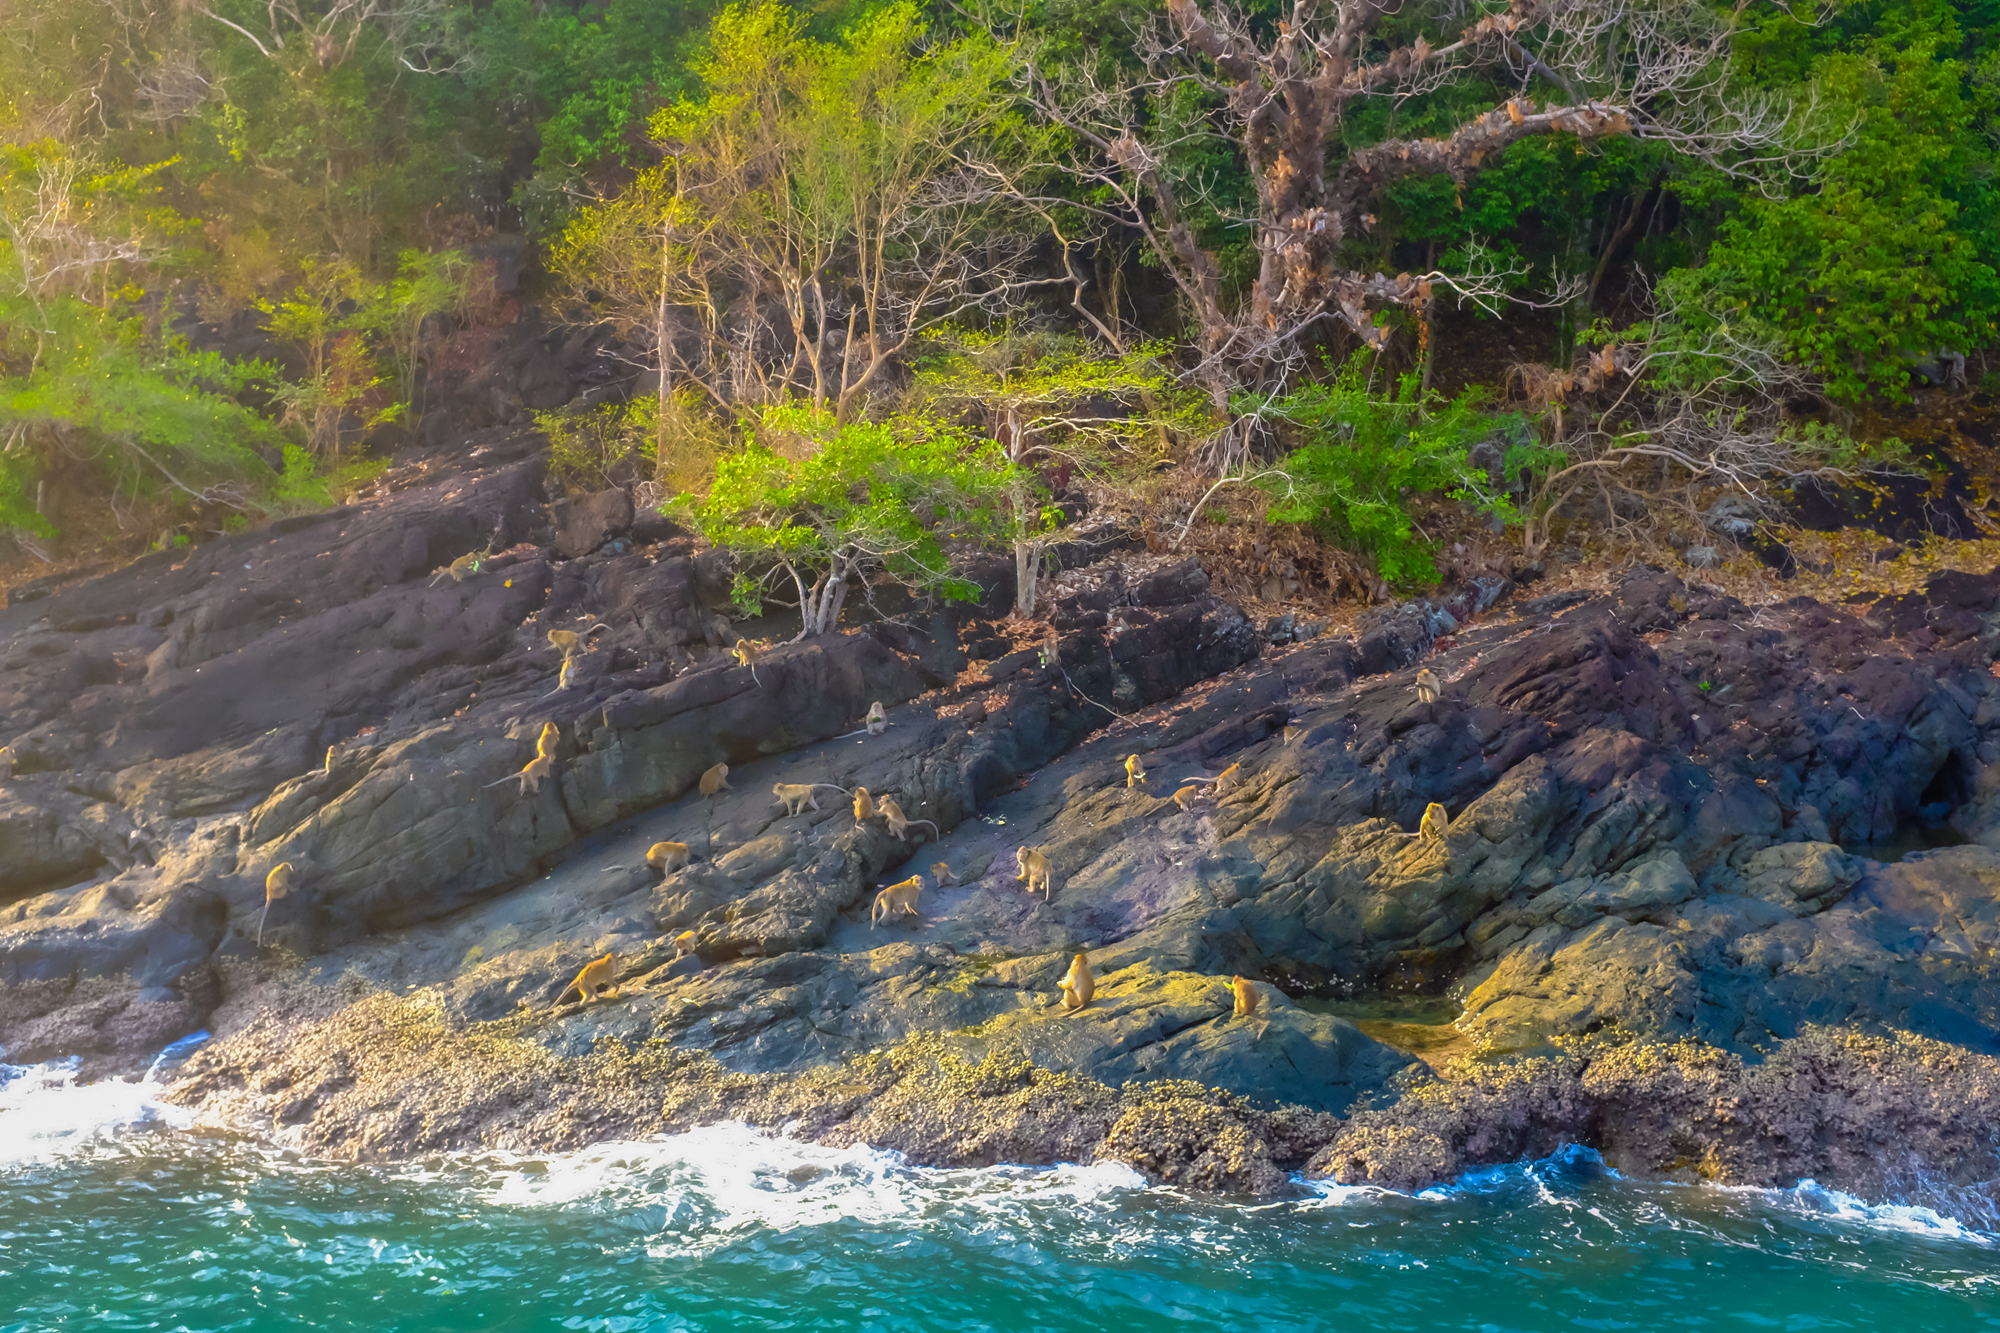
[257,899,270,948]
[911,819,940,841]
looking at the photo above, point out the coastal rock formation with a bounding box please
[5,433,2000,1219]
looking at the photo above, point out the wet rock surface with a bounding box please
[6,447,2000,1211]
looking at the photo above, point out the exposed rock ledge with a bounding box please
[4,436,1999,1221]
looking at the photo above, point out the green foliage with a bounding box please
[1670,0,2000,403]
[259,260,399,457]
[534,401,658,497]
[265,444,391,511]
[678,404,1020,633]
[1258,354,1526,587]
[0,141,285,533]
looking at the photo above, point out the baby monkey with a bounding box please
[870,874,925,928]
[930,861,954,886]
[550,953,621,1008]
[1124,754,1147,789]
[1414,666,1441,704]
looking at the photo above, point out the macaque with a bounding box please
[0,744,15,779]
[647,841,692,874]
[1171,785,1204,813]
[865,701,888,736]
[542,656,581,697]
[1232,975,1260,1020]
[1060,953,1094,1012]
[1213,761,1244,794]
[772,783,824,816]
[852,787,876,821]
[699,763,732,796]
[547,624,608,658]
[1417,802,1450,845]
[550,953,620,1008]
[1017,846,1054,901]
[732,638,762,688]
[537,722,560,760]
[257,861,293,947]
[870,874,924,928]
[324,746,337,775]
[1414,667,1440,704]
[484,754,553,795]
[1124,754,1147,789]
[671,930,699,960]
[430,552,483,587]
[930,861,954,886]
[878,795,938,843]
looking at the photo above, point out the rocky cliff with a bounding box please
[3,430,1997,1220]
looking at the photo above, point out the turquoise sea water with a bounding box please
[2,1047,1996,1332]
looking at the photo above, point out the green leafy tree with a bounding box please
[679,404,1018,637]
[1670,0,2000,403]
[0,141,285,536]
[908,328,1206,614]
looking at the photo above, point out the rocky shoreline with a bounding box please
[3,431,1998,1224]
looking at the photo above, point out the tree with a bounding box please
[679,405,1017,638]
[552,1,1034,441]
[0,142,284,538]
[907,329,1203,614]
[1666,0,2000,403]
[987,0,1805,472]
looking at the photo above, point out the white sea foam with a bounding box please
[438,1121,1150,1255]
[1728,1178,1996,1245]
[0,1031,207,1167]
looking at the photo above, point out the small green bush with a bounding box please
[1257,354,1526,587]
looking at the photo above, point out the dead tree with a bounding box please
[987,0,1811,473]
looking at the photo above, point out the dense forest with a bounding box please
[2,0,1997,612]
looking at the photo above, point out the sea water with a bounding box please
[2,1046,1995,1332]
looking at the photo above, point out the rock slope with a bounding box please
[4,442,1999,1218]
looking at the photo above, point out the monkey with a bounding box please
[930,861,954,886]
[323,745,336,775]
[542,655,582,697]
[1171,785,1204,813]
[1414,666,1440,704]
[772,782,828,816]
[870,874,924,928]
[732,638,762,688]
[0,744,15,779]
[1506,99,1524,126]
[698,763,732,796]
[1232,975,1260,1020]
[866,701,887,735]
[877,795,939,843]
[484,754,552,796]
[430,551,484,587]
[648,841,692,874]
[1059,952,1094,1012]
[671,930,699,960]
[257,861,293,947]
[547,624,609,658]
[1124,754,1147,789]
[852,786,876,822]
[1017,846,1054,902]
[550,953,620,1008]
[1416,801,1450,845]
[537,721,561,760]
[1213,761,1245,794]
